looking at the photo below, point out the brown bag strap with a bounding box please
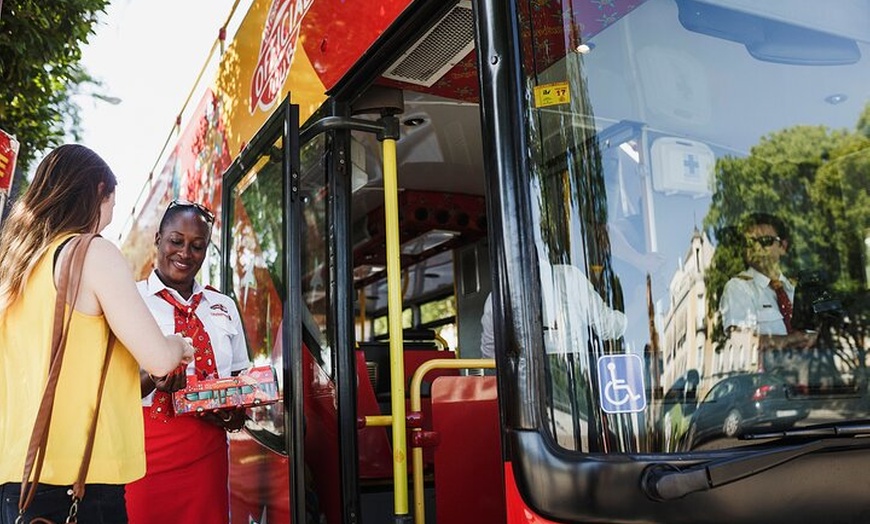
[18,234,114,515]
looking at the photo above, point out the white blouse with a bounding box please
[138,271,250,406]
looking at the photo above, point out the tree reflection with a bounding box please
[703,104,870,399]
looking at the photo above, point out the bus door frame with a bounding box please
[300,111,410,522]
[220,96,306,524]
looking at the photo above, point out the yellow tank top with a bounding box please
[0,235,145,484]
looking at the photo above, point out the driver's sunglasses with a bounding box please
[167,199,215,225]
[746,235,782,248]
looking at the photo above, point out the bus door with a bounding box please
[221,91,425,524]
[221,98,322,524]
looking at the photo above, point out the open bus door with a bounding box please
[219,92,461,524]
[220,86,504,523]
[220,98,309,524]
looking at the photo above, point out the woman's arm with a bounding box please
[79,238,193,376]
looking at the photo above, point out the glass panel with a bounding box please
[372,309,413,337]
[299,135,333,376]
[227,135,286,448]
[420,296,456,325]
[373,315,388,338]
[421,296,457,350]
[517,0,870,454]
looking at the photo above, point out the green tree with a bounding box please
[0,0,110,174]
[703,107,870,387]
[703,125,863,309]
[703,125,849,318]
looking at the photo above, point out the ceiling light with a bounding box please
[402,117,426,127]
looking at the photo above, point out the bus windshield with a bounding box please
[518,0,870,453]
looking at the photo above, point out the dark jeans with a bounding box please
[1,483,127,524]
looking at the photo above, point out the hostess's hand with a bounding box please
[150,370,188,393]
[201,407,247,432]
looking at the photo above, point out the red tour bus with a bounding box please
[122,0,870,522]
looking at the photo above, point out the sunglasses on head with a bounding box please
[166,199,215,225]
[746,235,781,247]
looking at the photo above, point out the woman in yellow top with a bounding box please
[0,144,195,523]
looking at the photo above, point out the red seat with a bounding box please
[431,376,506,524]
[356,350,395,478]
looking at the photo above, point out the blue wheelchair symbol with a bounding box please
[597,354,647,413]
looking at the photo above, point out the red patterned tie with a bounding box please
[770,279,793,334]
[150,289,219,421]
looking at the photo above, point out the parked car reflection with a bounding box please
[686,373,809,447]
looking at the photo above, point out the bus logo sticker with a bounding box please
[597,354,646,413]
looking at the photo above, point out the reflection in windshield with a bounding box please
[520,0,870,454]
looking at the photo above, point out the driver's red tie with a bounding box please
[769,279,793,334]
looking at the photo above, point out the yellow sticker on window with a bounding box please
[533,82,570,107]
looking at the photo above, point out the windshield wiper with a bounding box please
[741,419,870,440]
[642,438,870,501]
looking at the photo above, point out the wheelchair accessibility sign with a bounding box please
[597,354,647,413]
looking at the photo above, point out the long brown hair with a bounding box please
[0,144,117,313]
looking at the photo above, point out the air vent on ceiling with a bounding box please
[382,1,475,87]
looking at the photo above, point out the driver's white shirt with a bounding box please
[719,267,794,336]
[479,263,627,358]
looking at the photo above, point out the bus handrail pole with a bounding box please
[409,359,497,524]
[381,130,415,522]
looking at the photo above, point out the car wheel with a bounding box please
[723,409,742,437]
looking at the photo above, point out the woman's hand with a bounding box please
[167,333,196,366]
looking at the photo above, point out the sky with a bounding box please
[78,0,250,244]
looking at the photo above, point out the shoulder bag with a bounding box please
[16,234,116,524]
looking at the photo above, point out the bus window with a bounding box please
[367,293,456,349]
[420,295,455,323]
[514,0,870,455]
[420,295,457,350]
[371,308,412,338]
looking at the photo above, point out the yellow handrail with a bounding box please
[363,415,393,427]
[381,136,411,518]
[409,359,496,524]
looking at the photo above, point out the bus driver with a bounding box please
[719,212,817,352]
[480,261,627,359]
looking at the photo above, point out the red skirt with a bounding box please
[126,407,229,524]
